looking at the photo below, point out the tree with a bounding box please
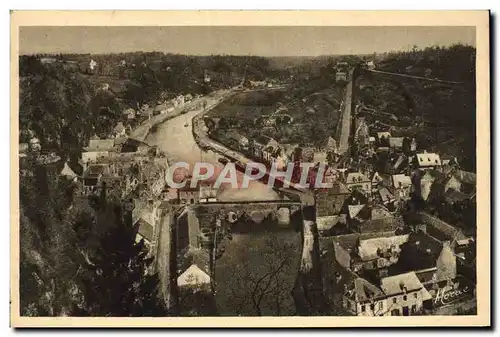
[215,231,300,316]
[75,204,167,317]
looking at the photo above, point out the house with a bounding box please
[366,61,376,70]
[378,187,395,205]
[177,249,211,289]
[273,147,290,170]
[40,57,57,64]
[250,80,267,87]
[452,169,476,195]
[418,170,446,201]
[300,147,315,162]
[85,139,115,152]
[355,118,370,147]
[29,137,42,152]
[113,122,127,138]
[178,186,200,204]
[380,272,433,316]
[391,174,412,200]
[82,165,106,195]
[315,182,350,217]
[135,217,154,244]
[410,138,417,152]
[415,152,442,170]
[89,59,97,72]
[251,136,278,160]
[282,144,300,164]
[60,161,79,181]
[388,154,408,174]
[19,143,29,157]
[123,108,136,120]
[226,131,249,151]
[371,171,386,190]
[262,145,284,165]
[376,131,391,146]
[317,214,348,236]
[343,277,387,316]
[417,212,467,243]
[348,204,368,222]
[345,172,371,196]
[313,150,328,164]
[119,138,150,154]
[199,185,218,203]
[389,137,404,150]
[326,136,338,155]
[444,189,469,205]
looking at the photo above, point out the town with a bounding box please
[18,39,477,317]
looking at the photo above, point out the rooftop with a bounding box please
[358,234,410,261]
[416,152,442,167]
[346,172,370,184]
[380,271,427,297]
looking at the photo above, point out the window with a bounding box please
[411,305,417,314]
[391,309,400,316]
[414,293,418,299]
[403,295,407,301]
[361,305,366,312]
[370,304,375,311]
[393,298,397,304]
[379,302,383,310]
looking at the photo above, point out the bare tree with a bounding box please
[215,232,299,316]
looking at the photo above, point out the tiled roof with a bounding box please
[416,152,442,167]
[377,131,391,139]
[86,164,105,176]
[415,267,438,285]
[358,234,410,261]
[346,172,370,184]
[418,212,467,242]
[348,204,366,219]
[136,218,154,242]
[392,174,412,188]
[180,247,211,275]
[88,139,115,151]
[453,169,476,185]
[379,187,395,202]
[317,215,347,231]
[389,137,404,148]
[380,271,423,296]
[444,189,469,203]
[352,278,385,302]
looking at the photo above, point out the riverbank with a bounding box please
[130,90,232,142]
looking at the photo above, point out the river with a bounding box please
[145,98,280,201]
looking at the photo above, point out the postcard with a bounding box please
[10,10,490,328]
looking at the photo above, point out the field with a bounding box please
[209,90,287,119]
[209,86,344,148]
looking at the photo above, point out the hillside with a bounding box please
[356,44,476,171]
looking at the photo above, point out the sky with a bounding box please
[19,26,476,56]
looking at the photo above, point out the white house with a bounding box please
[177,264,211,288]
[416,152,442,170]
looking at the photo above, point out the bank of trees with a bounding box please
[19,157,166,316]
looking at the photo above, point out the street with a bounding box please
[337,70,354,154]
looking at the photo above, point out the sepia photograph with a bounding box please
[10,11,490,328]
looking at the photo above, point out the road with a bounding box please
[337,70,354,155]
[145,90,281,202]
